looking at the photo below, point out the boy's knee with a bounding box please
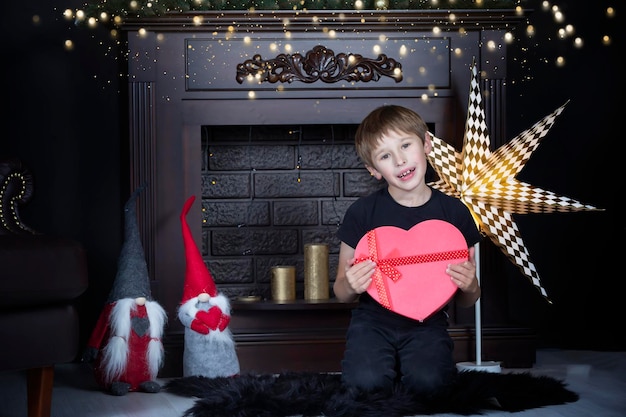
[401,368,456,396]
[342,368,395,393]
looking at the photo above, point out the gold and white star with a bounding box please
[427,60,603,302]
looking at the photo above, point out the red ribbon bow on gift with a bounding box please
[354,229,468,311]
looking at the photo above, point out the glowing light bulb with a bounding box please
[554,11,564,23]
[574,37,583,48]
[375,0,387,9]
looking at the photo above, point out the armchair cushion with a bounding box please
[0,235,88,308]
[0,305,81,371]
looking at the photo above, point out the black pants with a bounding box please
[341,308,456,395]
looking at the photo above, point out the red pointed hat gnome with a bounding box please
[177,195,240,378]
[82,184,168,396]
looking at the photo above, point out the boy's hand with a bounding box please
[345,258,376,294]
[447,246,479,294]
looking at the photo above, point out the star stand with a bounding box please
[456,242,502,373]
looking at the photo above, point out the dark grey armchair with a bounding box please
[0,158,88,417]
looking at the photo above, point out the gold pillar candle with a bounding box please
[271,266,296,302]
[304,243,329,300]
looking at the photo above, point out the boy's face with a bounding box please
[366,129,432,193]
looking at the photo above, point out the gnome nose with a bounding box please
[198,293,210,302]
[135,296,147,306]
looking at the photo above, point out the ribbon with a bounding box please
[355,229,468,310]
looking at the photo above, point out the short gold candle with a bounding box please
[304,243,329,300]
[271,266,296,302]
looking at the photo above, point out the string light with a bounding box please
[51,2,617,91]
[0,172,36,234]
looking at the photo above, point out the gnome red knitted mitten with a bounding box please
[196,306,223,330]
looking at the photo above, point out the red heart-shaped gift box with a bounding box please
[354,219,468,321]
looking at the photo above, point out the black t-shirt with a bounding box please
[337,186,482,326]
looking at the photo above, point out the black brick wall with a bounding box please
[200,124,383,300]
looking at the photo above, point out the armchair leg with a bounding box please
[27,366,54,417]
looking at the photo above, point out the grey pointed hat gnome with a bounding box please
[108,184,153,302]
[84,183,168,395]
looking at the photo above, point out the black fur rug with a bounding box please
[164,370,578,417]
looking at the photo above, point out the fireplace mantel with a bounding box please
[120,10,533,377]
[121,9,524,31]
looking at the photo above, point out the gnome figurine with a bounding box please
[83,185,167,396]
[178,195,240,378]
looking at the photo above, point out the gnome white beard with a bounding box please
[145,300,167,378]
[179,294,233,342]
[205,293,231,314]
[101,298,167,383]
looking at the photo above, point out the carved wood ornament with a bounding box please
[236,45,402,84]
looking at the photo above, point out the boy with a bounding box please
[334,105,481,396]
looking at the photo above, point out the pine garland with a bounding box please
[81,0,521,21]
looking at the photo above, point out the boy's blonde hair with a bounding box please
[355,105,429,167]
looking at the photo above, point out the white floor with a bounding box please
[1,349,625,417]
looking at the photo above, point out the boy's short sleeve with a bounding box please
[336,200,365,249]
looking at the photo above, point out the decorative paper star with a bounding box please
[427,61,603,302]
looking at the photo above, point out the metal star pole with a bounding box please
[427,59,603,369]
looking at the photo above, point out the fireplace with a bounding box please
[121,10,534,376]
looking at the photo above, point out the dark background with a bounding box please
[1,1,624,352]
